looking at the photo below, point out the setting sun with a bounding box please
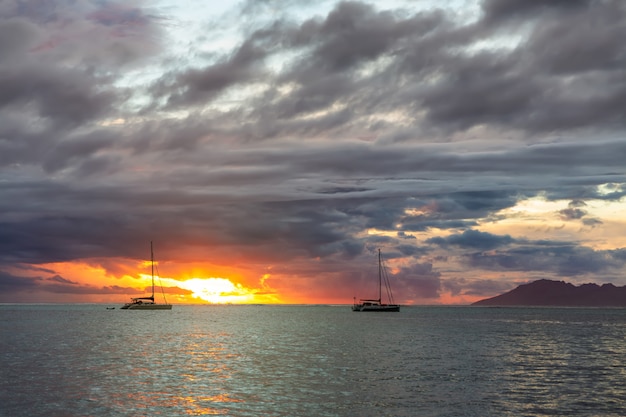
[178,278,255,304]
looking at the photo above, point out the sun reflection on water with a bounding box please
[176,278,256,304]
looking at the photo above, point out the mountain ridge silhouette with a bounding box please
[472,279,626,306]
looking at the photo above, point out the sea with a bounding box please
[2,305,626,417]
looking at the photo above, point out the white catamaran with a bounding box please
[352,249,400,312]
[121,242,172,310]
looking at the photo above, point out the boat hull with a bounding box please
[121,304,172,310]
[352,304,400,312]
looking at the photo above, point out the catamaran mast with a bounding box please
[378,249,382,303]
[151,241,155,299]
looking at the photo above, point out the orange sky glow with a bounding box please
[6,257,488,305]
[4,194,625,306]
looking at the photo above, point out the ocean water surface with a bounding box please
[2,305,626,416]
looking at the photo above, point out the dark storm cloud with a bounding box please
[43,283,142,295]
[2,0,164,65]
[443,278,514,298]
[0,17,41,57]
[467,244,626,278]
[558,207,586,221]
[558,200,588,221]
[153,38,270,107]
[291,2,423,71]
[582,218,603,227]
[542,181,626,202]
[525,4,626,75]
[395,191,521,232]
[0,0,166,183]
[40,129,120,174]
[0,269,140,300]
[0,271,38,291]
[0,216,129,264]
[556,200,602,227]
[240,6,462,138]
[423,0,626,133]
[0,67,118,127]
[427,229,514,250]
[393,262,442,299]
[164,0,625,138]
[1,0,626,302]
[481,0,591,24]
[0,136,622,267]
[0,2,165,122]
[47,275,78,285]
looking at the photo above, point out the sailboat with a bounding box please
[121,242,172,310]
[352,249,400,312]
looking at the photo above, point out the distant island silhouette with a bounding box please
[472,279,626,307]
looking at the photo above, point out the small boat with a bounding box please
[121,242,172,310]
[352,249,400,312]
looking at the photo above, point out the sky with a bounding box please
[1,0,625,305]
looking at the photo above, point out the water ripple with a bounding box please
[2,305,626,416]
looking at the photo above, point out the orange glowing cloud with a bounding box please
[176,277,255,304]
[11,257,282,305]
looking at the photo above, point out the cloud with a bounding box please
[394,261,442,299]
[466,244,626,278]
[201,0,626,137]
[558,208,586,221]
[481,0,591,24]
[582,218,603,227]
[557,200,605,225]
[0,269,143,300]
[1,0,626,303]
[47,275,78,285]
[0,271,38,291]
[427,229,515,250]
[15,0,165,66]
[153,38,270,107]
[0,17,42,57]
[444,278,515,297]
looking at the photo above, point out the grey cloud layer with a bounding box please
[0,0,625,301]
[154,0,626,136]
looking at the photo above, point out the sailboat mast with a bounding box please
[378,249,382,303]
[151,241,155,298]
